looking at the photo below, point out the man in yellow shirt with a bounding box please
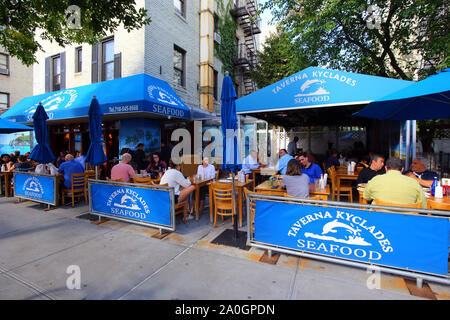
[363,157,427,209]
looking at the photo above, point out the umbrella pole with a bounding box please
[95,166,98,180]
[231,171,239,241]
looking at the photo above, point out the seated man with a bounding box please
[57,154,85,189]
[242,150,259,175]
[160,160,196,217]
[404,157,439,188]
[110,153,137,183]
[196,157,216,213]
[356,154,385,184]
[363,157,426,209]
[275,149,293,175]
[325,150,340,171]
[298,152,323,184]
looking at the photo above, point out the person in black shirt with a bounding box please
[133,143,147,171]
[356,154,385,184]
[325,150,340,171]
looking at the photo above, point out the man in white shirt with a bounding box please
[196,157,215,180]
[160,160,196,218]
[196,157,216,214]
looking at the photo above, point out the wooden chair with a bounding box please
[211,182,235,228]
[175,201,188,224]
[427,201,450,211]
[107,177,123,182]
[373,199,422,214]
[62,173,87,207]
[215,169,220,180]
[327,166,353,202]
[244,187,257,230]
[132,176,153,184]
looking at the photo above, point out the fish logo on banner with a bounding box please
[147,85,179,106]
[25,89,78,121]
[106,188,150,220]
[22,177,44,199]
[287,210,393,262]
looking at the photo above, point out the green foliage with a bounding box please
[263,0,449,80]
[0,0,151,66]
[215,0,237,78]
[251,28,316,89]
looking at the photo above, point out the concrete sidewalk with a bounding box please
[0,197,448,300]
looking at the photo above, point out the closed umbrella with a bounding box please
[0,118,33,134]
[85,96,107,179]
[221,72,241,240]
[28,103,55,164]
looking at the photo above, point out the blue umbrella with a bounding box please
[85,96,107,178]
[220,73,241,239]
[354,68,450,120]
[28,103,55,164]
[0,118,33,133]
[221,74,241,173]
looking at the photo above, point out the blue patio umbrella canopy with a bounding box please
[0,118,33,133]
[221,75,241,173]
[85,97,107,166]
[353,68,450,120]
[1,73,191,123]
[28,103,55,164]
[236,66,412,114]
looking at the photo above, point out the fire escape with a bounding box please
[230,0,261,96]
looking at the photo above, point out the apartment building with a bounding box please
[2,0,261,160]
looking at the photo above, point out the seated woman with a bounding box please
[281,159,310,198]
[145,152,167,173]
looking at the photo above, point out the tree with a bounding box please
[251,28,315,88]
[0,0,151,66]
[263,0,449,80]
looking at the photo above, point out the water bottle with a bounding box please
[431,177,438,196]
[435,181,443,198]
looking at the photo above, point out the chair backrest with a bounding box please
[107,177,123,182]
[159,183,169,186]
[374,199,422,212]
[427,201,450,211]
[132,177,153,184]
[327,166,336,186]
[215,169,219,180]
[71,173,87,189]
[211,182,234,211]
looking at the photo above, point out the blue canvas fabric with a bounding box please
[1,74,191,123]
[28,104,55,164]
[85,97,107,166]
[0,118,33,133]
[354,68,450,120]
[236,66,412,115]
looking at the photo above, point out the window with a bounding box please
[213,69,218,100]
[174,0,185,17]
[101,38,114,81]
[0,93,9,110]
[0,53,9,75]
[173,46,185,87]
[75,47,82,73]
[52,55,61,91]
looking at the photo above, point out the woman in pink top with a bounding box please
[110,153,137,182]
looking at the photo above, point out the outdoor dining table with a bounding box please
[208,178,254,227]
[255,179,331,200]
[0,171,13,197]
[189,176,215,221]
[335,167,358,196]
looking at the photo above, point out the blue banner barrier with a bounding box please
[89,180,175,231]
[14,172,57,205]
[253,199,450,276]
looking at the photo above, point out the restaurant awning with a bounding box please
[1,73,191,123]
[236,66,413,115]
